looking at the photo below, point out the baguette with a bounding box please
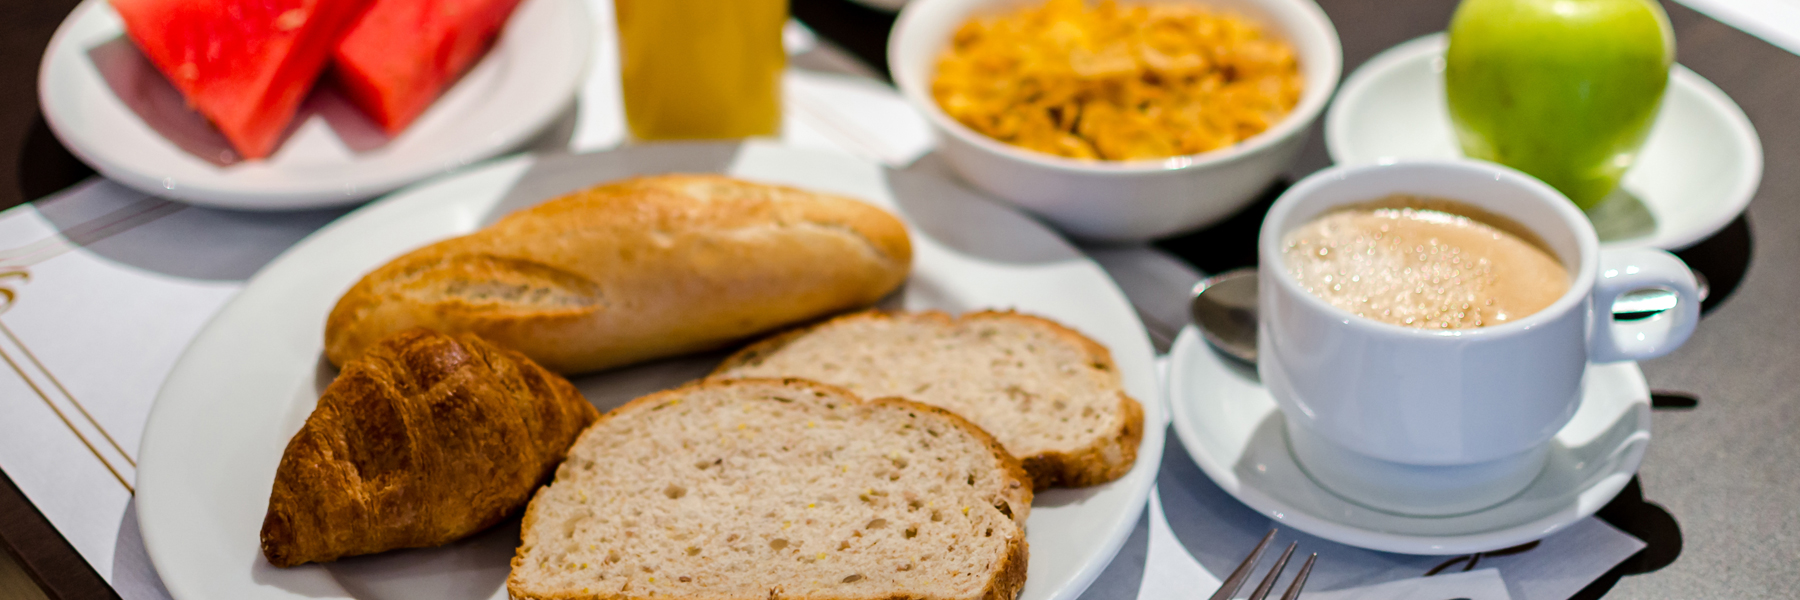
[713,310,1143,489]
[508,378,1031,600]
[325,174,913,374]
[261,328,599,567]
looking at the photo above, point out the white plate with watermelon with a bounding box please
[38,0,591,210]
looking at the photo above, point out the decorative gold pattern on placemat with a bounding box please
[0,341,132,492]
[0,322,135,469]
[0,269,24,314]
[0,263,136,492]
[0,196,188,495]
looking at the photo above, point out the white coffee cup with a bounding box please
[1257,160,1699,516]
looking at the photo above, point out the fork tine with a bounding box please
[1245,542,1298,600]
[1208,529,1277,600]
[1278,553,1317,600]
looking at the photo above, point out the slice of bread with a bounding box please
[712,311,1143,489]
[508,378,1031,600]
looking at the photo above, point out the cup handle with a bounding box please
[1589,248,1701,363]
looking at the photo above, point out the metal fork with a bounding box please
[1207,529,1317,600]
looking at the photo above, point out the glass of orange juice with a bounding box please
[616,0,787,140]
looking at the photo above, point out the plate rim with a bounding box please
[1324,32,1763,251]
[1164,326,1648,555]
[36,0,593,210]
[135,141,1166,600]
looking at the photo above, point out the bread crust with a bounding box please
[261,328,599,567]
[507,378,1031,600]
[712,310,1145,490]
[861,395,1031,600]
[325,174,913,375]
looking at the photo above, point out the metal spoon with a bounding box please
[1189,268,1259,364]
[1186,266,1709,363]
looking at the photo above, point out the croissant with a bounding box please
[260,328,600,567]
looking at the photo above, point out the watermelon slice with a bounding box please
[110,0,375,159]
[332,0,525,134]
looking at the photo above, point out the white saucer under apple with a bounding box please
[37,0,591,210]
[1326,33,1762,251]
[1165,327,1651,555]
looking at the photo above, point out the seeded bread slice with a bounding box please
[712,311,1144,489]
[508,378,1032,600]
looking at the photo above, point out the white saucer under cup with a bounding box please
[1282,416,1554,516]
[1167,327,1653,555]
[1255,160,1700,517]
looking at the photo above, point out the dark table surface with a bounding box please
[2,0,1795,598]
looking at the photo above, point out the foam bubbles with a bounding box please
[1282,204,1564,330]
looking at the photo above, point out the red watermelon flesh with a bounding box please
[110,0,375,159]
[332,0,525,134]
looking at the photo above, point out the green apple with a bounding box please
[1445,0,1674,210]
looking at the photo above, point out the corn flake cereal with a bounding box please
[932,0,1304,161]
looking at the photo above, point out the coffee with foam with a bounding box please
[1280,196,1569,329]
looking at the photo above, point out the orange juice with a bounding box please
[617,0,787,140]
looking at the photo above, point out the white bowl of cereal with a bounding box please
[891,0,1341,242]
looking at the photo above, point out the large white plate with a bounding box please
[37,0,590,210]
[136,142,1167,600]
[1326,33,1762,251]
[1166,327,1648,555]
